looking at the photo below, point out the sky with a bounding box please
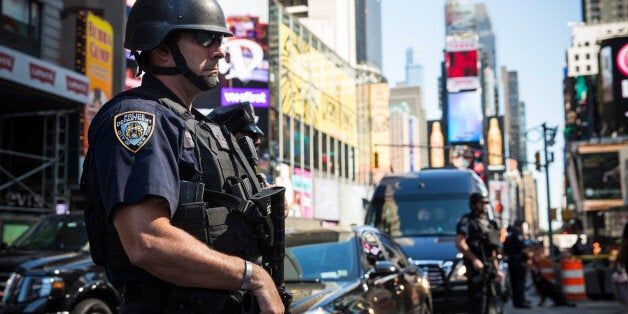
[381,0,582,230]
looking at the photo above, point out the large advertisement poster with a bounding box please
[578,143,627,210]
[486,116,505,171]
[428,120,445,168]
[447,90,482,143]
[279,22,357,145]
[445,40,480,92]
[598,36,628,136]
[445,3,476,35]
[216,0,270,108]
[81,12,113,156]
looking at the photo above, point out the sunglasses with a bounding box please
[195,31,224,48]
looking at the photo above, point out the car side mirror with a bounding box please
[368,261,400,277]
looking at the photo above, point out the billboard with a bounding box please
[445,40,480,91]
[447,90,483,143]
[428,120,445,168]
[445,3,476,35]
[79,12,113,156]
[486,116,505,171]
[215,0,270,108]
[279,22,357,145]
[578,143,627,210]
[598,36,628,136]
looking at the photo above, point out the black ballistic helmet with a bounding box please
[469,192,489,204]
[125,0,233,51]
[207,102,264,136]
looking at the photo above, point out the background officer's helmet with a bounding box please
[125,0,233,52]
[469,192,489,206]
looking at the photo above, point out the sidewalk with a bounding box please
[504,273,627,313]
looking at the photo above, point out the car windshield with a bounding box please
[286,236,359,282]
[9,216,88,252]
[369,196,469,237]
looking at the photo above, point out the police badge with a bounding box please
[114,111,155,153]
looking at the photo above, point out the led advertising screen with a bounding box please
[447,91,483,143]
[445,40,480,91]
[195,0,270,109]
[598,36,628,136]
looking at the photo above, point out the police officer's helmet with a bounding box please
[469,192,489,205]
[207,102,264,136]
[125,0,233,52]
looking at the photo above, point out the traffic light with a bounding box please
[373,152,379,168]
[534,151,541,171]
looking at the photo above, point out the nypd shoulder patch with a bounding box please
[114,111,155,153]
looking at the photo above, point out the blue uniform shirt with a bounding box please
[88,74,198,219]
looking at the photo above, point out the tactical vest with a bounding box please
[466,213,501,263]
[82,85,266,273]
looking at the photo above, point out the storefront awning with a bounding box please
[0,45,89,104]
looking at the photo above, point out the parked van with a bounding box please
[364,167,507,313]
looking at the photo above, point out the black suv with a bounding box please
[365,168,509,313]
[0,212,120,314]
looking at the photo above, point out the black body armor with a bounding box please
[82,85,266,272]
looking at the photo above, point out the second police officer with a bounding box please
[81,0,285,313]
[455,192,505,314]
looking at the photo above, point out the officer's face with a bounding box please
[177,32,226,87]
[473,201,488,213]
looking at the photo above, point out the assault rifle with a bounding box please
[239,136,293,313]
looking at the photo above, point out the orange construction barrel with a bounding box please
[561,257,587,300]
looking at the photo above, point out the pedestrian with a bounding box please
[571,236,592,256]
[455,192,505,314]
[613,222,628,305]
[81,0,284,313]
[503,219,531,309]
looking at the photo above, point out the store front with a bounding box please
[0,45,89,215]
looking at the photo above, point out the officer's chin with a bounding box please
[198,75,219,91]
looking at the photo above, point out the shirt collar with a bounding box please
[141,74,186,108]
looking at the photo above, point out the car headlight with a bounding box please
[449,262,467,284]
[5,273,65,303]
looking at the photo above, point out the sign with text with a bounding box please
[0,46,89,103]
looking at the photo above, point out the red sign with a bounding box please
[66,76,89,96]
[29,63,56,85]
[617,43,628,77]
[0,52,15,72]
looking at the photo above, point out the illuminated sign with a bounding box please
[447,91,482,143]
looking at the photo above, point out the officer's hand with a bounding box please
[495,270,505,281]
[473,259,484,272]
[250,264,284,314]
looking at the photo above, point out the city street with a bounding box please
[504,274,626,313]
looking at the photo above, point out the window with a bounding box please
[2,0,40,39]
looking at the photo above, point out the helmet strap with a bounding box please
[141,42,219,91]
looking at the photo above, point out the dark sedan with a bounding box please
[284,225,432,314]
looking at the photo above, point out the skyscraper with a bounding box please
[355,0,382,69]
[582,0,628,24]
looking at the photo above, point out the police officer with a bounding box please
[207,102,264,151]
[82,0,284,313]
[503,219,531,309]
[455,192,504,314]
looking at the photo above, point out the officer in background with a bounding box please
[81,0,283,313]
[455,192,504,314]
[503,219,531,309]
[207,102,264,151]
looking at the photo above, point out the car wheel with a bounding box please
[72,298,112,314]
